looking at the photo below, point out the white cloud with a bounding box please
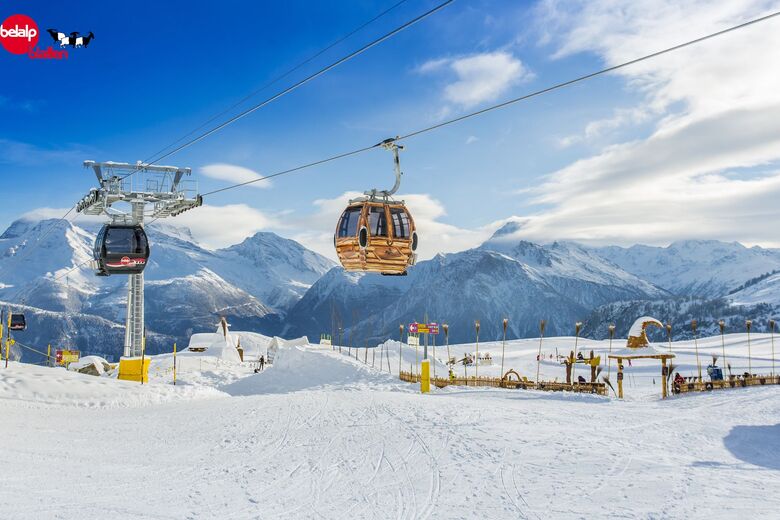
[419,51,532,109]
[513,0,780,247]
[466,135,479,145]
[200,163,270,189]
[557,107,654,148]
[164,203,278,249]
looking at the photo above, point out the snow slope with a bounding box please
[1,337,778,518]
[730,271,780,307]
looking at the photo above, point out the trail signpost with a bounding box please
[56,349,80,366]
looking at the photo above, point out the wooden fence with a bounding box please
[399,370,607,396]
[675,373,780,394]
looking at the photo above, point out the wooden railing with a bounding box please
[399,371,608,396]
[675,374,780,394]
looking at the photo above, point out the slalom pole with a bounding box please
[607,324,615,379]
[47,344,51,367]
[398,324,403,377]
[666,322,672,353]
[770,319,776,379]
[572,322,582,380]
[140,330,146,385]
[719,320,727,369]
[475,320,480,381]
[535,320,546,386]
[444,324,450,366]
[173,342,177,386]
[746,320,753,377]
[500,318,508,380]
[432,332,436,380]
[692,320,701,382]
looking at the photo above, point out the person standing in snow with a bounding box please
[259,355,265,371]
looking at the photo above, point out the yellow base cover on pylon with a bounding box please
[118,356,150,383]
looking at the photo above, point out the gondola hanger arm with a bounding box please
[364,137,404,200]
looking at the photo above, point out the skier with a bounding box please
[259,355,265,371]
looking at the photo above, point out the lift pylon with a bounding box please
[76,161,202,360]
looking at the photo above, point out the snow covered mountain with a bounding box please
[287,223,669,343]
[6,215,780,358]
[0,217,334,358]
[594,240,780,297]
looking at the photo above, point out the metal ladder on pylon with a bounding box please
[124,272,144,357]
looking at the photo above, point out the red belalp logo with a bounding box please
[0,14,39,54]
[0,14,92,60]
[120,256,134,267]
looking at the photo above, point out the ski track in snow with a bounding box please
[1,338,779,519]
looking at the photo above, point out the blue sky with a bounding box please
[3,0,780,258]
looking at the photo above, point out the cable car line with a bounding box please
[0,1,436,285]
[195,8,780,197]
[119,0,455,181]
[142,0,413,164]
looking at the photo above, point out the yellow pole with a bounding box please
[173,343,177,386]
[692,319,701,382]
[475,320,480,381]
[5,311,10,369]
[0,319,4,364]
[421,359,430,394]
[666,323,672,353]
[661,358,668,399]
[617,357,624,399]
[47,344,51,367]
[718,320,727,370]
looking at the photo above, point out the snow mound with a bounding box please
[0,362,227,408]
[66,355,112,376]
[222,344,401,396]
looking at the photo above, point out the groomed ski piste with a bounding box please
[1,331,778,519]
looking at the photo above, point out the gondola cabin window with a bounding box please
[105,227,148,255]
[390,207,411,239]
[368,206,388,237]
[338,207,362,238]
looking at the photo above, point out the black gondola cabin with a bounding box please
[93,224,150,276]
[9,313,26,331]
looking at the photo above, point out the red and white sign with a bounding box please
[106,257,145,268]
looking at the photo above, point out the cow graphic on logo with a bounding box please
[46,29,94,48]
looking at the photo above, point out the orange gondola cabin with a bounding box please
[335,200,417,275]
[333,138,418,276]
